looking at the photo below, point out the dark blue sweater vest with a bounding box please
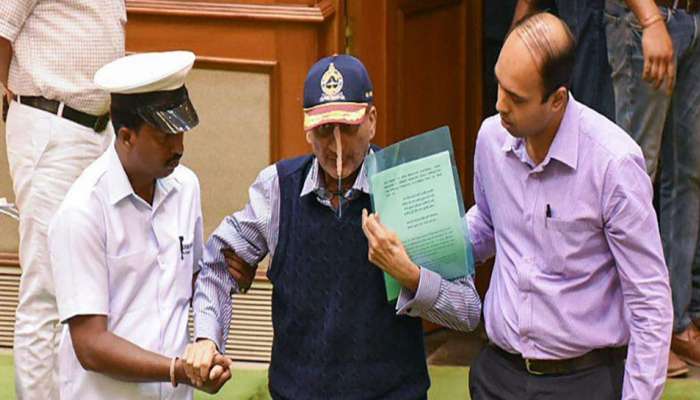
[266,154,430,400]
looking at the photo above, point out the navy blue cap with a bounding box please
[303,54,374,131]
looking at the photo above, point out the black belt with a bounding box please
[490,343,628,375]
[11,95,110,132]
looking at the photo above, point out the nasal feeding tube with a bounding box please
[335,129,343,219]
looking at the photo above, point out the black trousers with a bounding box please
[469,345,625,400]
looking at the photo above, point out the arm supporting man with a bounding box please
[67,314,230,391]
[50,205,230,393]
[187,166,276,384]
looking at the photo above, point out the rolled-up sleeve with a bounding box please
[192,165,277,351]
[0,1,39,41]
[49,203,109,322]
[602,154,672,400]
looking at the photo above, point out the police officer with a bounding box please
[49,51,231,399]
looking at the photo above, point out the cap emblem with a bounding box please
[319,63,345,102]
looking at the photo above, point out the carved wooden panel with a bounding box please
[347,0,482,204]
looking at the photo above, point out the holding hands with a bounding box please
[181,339,232,393]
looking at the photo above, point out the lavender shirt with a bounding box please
[467,96,672,399]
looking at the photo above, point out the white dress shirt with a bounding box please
[49,144,203,400]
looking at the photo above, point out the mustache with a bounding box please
[167,154,182,164]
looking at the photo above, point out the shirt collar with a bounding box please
[546,95,579,170]
[300,147,373,198]
[500,94,580,170]
[105,144,181,206]
[106,145,135,205]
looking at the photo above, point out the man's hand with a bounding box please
[641,19,675,95]
[625,1,675,95]
[222,249,256,293]
[196,353,233,394]
[511,0,539,31]
[361,209,420,292]
[182,339,219,388]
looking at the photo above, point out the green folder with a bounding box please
[366,126,474,302]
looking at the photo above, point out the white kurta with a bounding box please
[49,144,203,399]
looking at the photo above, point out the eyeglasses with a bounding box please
[312,122,361,138]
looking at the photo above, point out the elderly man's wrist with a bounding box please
[394,262,420,292]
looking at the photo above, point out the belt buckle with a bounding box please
[525,359,544,376]
[93,114,109,133]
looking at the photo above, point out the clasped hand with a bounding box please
[182,339,232,394]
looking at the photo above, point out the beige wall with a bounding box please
[184,68,270,237]
[0,68,270,253]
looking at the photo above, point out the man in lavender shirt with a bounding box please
[463,11,671,400]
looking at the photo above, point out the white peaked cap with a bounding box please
[94,51,196,94]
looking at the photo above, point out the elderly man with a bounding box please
[449,12,671,400]
[0,1,125,397]
[49,51,231,399]
[184,54,482,399]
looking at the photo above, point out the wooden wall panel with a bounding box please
[125,0,344,163]
[348,0,484,331]
[347,0,482,205]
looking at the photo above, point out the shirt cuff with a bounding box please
[194,313,225,353]
[396,267,442,317]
